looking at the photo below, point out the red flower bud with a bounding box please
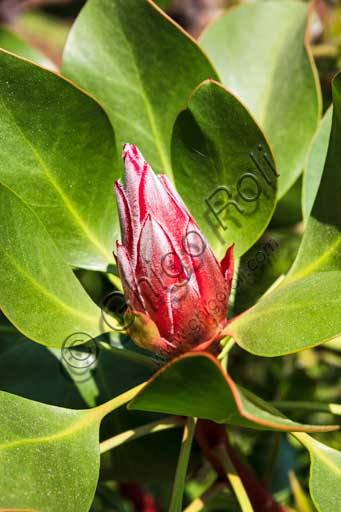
[114,144,234,356]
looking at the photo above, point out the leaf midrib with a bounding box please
[0,95,112,262]
[0,244,99,326]
[288,235,341,285]
[234,293,341,328]
[0,410,99,451]
[117,9,172,177]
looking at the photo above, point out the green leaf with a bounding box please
[303,108,332,222]
[129,352,338,432]
[57,336,186,484]
[227,271,341,356]
[286,74,341,283]
[200,0,321,197]
[168,418,197,512]
[0,384,141,511]
[0,391,101,512]
[0,28,54,68]
[294,433,341,512]
[62,0,217,177]
[0,49,118,271]
[171,80,277,258]
[0,182,102,347]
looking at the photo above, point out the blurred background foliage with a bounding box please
[0,1,340,511]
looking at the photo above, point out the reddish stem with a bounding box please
[196,419,287,512]
[119,482,162,512]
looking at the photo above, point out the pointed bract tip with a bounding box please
[114,179,122,191]
[123,143,139,160]
[122,143,146,175]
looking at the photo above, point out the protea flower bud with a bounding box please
[114,144,234,357]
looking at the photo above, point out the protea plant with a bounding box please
[114,143,234,356]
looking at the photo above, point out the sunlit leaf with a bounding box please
[62,0,217,177]
[227,271,341,356]
[303,108,332,222]
[293,433,341,512]
[0,183,102,347]
[172,80,277,258]
[130,353,338,432]
[0,392,101,512]
[201,1,321,197]
[286,74,341,282]
[0,49,118,271]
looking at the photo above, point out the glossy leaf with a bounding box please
[0,315,184,483]
[129,353,338,432]
[201,1,321,197]
[294,433,341,512]
[54,332,187,483]
[62,0,217,176]
[0,392,101,511]
[0,28,54,68]
[172,80,277,258]
[0,183,102,347]
[0,49,118,271]
[303,108,332,222]
[287,75,341,283]
[0,381,143,510]
[227,271,341,356]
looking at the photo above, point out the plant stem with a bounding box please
[271,401,341,416]
[213,445,254,512]
[289,470,314,512]
[94,382,146,420]
[196,420,285,512]
[312,44,339,59]
[182,481,224,512]
[100,416,183,454]
[168,417,197,512]
[218,336,235,360]
[97,340,157,369]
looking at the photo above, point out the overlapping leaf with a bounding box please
[0,392,101,512]
[0,49,118,271]
[201,0,321,197]
[303,108,332,222]
[293,433,341,512]
[62,0,217,176]
[0,380,179,509]
[0,28,54,68]
[286,74,341,282]
[227,271,341,356]
[227,76,341,356]
[172,80,277,258]
[0,183,102,347]
[129,352,338,432]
